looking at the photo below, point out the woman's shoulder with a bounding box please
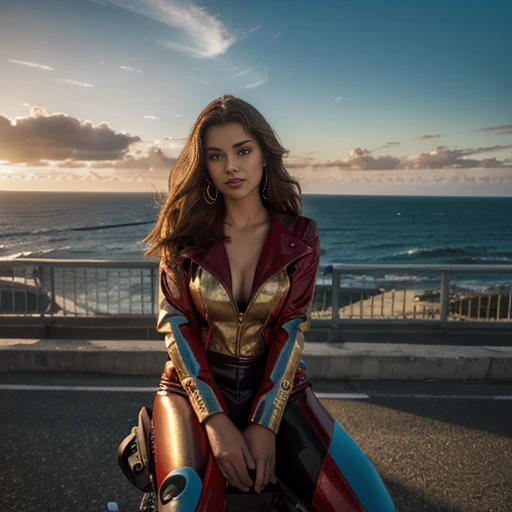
[274,212,318,242]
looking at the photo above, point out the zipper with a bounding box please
[234,277,267,356]
[234,249,311,357]
[190,246,311,357]
[235,310,244,357]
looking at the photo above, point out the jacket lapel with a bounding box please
[189,210,311,303]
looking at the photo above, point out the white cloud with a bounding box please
[143,115,160,120]
[240,76,268,89]
[8,59,54,71]
[106,0,237,58]
[188,76,211,85]
[156,40,205,58]
[237,24,262,38]
[54,79,94,87]
[229,67,252,79]
[163,136,187,141]
[120,65,142,72]
[273,32,281,38]
[334,96,343,101]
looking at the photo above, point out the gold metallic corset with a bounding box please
[188,264,291,358]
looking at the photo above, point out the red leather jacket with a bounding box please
[157,209,320,433]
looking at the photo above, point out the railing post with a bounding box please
[440,271,451,326]
[330,267,342,343]
[151,265,156,316]
[50,267,55,318]
[37,265,45,321]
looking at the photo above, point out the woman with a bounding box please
[126,95,398,511]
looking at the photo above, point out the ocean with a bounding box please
[1,191,511,292]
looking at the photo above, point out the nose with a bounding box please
[225,154,238,173]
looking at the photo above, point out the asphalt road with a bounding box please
[1,374,511,512]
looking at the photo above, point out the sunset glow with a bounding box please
[1,0,511,195]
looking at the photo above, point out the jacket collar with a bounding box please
[188,209,311,302]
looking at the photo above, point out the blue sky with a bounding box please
[0,0,511,195]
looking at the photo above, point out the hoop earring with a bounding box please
[261,167,268,200]
[203,179,218,205]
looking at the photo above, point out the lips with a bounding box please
[226,179,245,184]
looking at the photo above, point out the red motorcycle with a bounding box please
[114,405,400,512]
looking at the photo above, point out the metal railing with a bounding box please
[327,263,512,324]
[0,259,158,317]
[1,259,511,334]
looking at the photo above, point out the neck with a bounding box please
[224,195,270,230]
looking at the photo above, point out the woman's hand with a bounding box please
[204,413,256,492]
[242,423,276,493]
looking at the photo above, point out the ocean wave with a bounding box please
[455,280,511,292]
[381,274,425,282]
[0,246,74,260]
[69,220,154,232]
[337,273,432,286]
[388,246,491,259]
[0,228,61,238]
[359,242,401,251]
[0,220,155,238]
[454,257,512,264]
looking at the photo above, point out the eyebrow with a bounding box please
[205,139,253,151]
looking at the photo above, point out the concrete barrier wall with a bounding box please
[1,339,510,381]
[1,315,511,345]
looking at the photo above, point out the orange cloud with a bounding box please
[285,145,511,171]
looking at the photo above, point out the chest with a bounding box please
[224,223,270,305]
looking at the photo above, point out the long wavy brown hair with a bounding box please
[139,94,303,272]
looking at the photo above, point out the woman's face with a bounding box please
[203,122,267,200]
